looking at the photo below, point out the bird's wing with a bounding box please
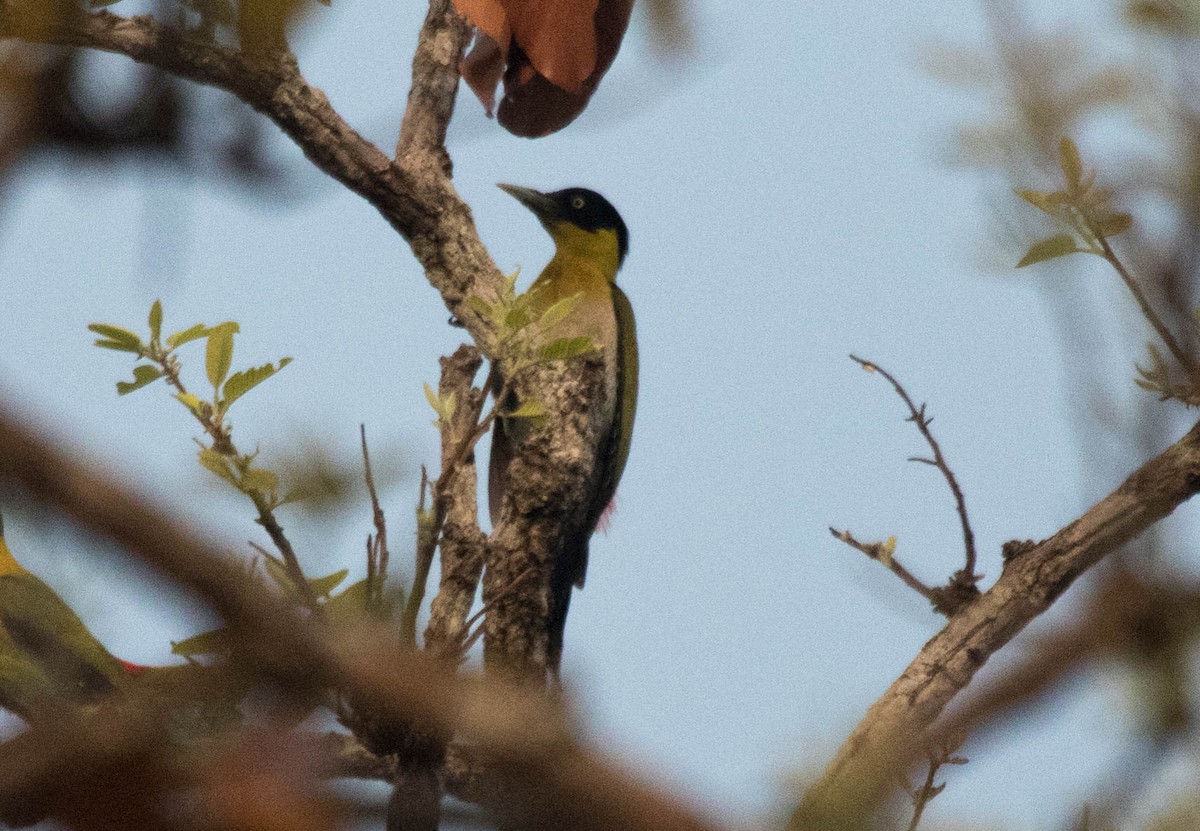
[608,282,639,505]
[0,575,122,700]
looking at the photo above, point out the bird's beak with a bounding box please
[498,183,558,224]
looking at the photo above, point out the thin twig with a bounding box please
[154,344,319,613]
[1097,236,1200,380]
[849,355,978,588]
[903,747,965,831]
[830,528,935,601]
[361,424,389,611]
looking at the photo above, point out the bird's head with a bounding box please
[498,184,629,271]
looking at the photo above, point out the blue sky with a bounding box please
[0,0,1191,828]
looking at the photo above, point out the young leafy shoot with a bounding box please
[423,382,458,428]
[1015,137,1133,267]
[91,301,296,507]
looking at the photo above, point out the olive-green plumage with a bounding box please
[490,184,637,673]
[0,512,128,718]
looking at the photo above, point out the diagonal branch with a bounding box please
[793,416,1200,830]
[0,3,498,343]
[0,404,722,831]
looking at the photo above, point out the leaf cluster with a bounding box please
[1135,341,1200,406]
[172,563,405,658]
[461,271,597,421]
[90,301,293,502]
[1015,138,1132,267]
[468,271,597,374]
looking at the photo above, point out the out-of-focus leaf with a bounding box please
[261,555,291,593]
[1015,188,1069,214]
[1060,137,1083,191]
[222,358,292,411]
[117,365,164,395]
[198,448,238,485]
[1017,235,1082,267]
[307,569,349,599]
[1094,212,1132,238]
[324,578,373,625]
[506,399,545,418]
[176,392,204,416]
[148,300,163,343]
[538,292,581,332]
[172,627,231,656]
[167,323,208,349]
[89,323,143,353]
[205,323,239,390]
[240,466,278,495]
[539,335,595,361]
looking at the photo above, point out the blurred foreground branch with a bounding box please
[0,402,722,831]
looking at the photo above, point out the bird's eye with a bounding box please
[571,196,586,210]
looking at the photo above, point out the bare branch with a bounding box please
[794,416,1200,830]
[903,746,966,831]
[361,425,390,611]
[830,528,936,602]
[850,355,979,589]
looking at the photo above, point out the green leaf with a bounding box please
[116,365,164,395]
[278,487,309,506]
[262,555,291,592]
[1093,212,1132,238]
[423,382,441,413]
[197,448,238,485]
[175,392,203,416]
[504,303,532,334]
[1017,235,1082,268]
[93,339,143,354]
[1060,137,1083,191]
[89,323,143,353]
[148,301,163,343]
[466,295,494,320]
[167,323,208,348]
[221,358,292,411]
[537,293,582,332]
[171,627,231,656]
[325,578,406,625]
[308,568,349,599]
[503,269,520,294]
[240,466,279,495]
[538,335,596,362]
[1015,188,1062,214]
[423,383,457,425]
[205,323,238,390]
[324,578,373,624]
[506,399,546,418]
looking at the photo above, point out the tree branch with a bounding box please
[1,0,626,688]
[0,404,721,831]
[0,3,498,341]
[424,345,488,658]
[793,416,1200,830]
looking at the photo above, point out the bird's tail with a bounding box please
[547,531,589,675]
